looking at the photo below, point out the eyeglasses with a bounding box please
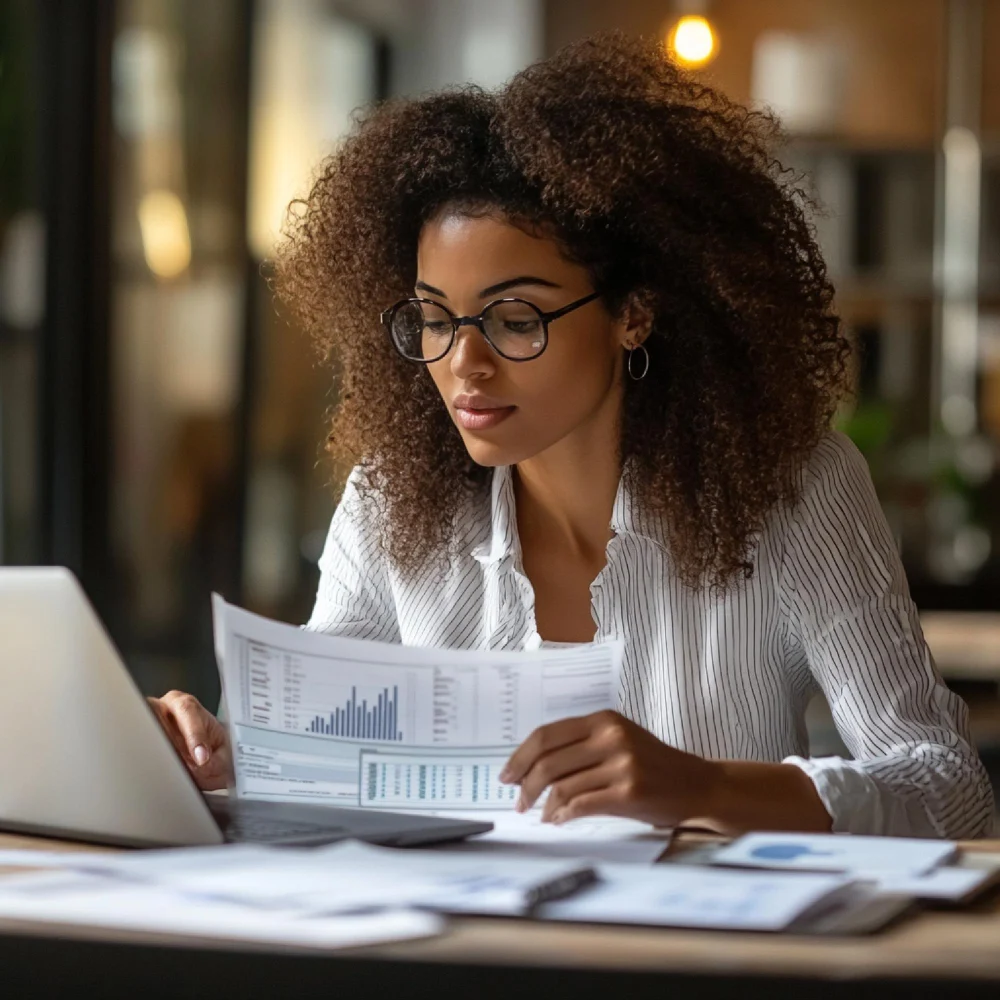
[379,291,601,363]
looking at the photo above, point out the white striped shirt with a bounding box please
[305,432,994,838]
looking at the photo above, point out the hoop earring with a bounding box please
[627,343,650,381]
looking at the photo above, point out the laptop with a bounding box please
[0,567,492,849]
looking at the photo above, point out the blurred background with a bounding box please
[1,0,998,807]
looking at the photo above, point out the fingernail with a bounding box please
[552,810,566,825]
[193,745,210,766]
[499,767,511,783]
[515,796,526,813]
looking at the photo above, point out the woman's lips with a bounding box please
[454,405,516,430]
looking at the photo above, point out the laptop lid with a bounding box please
[0,567,223,847]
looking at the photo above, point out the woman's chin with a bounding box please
[460,432,534,469]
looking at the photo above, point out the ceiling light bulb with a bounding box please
[669,15,717,68]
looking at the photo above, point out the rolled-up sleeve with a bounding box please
[780,433,994,838]
[303,466,401,642]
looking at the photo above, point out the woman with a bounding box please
[150,34,993,838]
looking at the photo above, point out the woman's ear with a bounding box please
[617,291,655,350]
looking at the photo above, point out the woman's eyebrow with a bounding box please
[414,276,562,300]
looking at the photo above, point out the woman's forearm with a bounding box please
[688,760,833,836]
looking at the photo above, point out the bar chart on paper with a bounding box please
[306,686,403,741]
[240,639,417,742]
[360,752,519,809]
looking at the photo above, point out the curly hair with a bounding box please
[276,32,851,590]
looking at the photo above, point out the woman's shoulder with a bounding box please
[759,431,880,555]
[800,430,870,488]
[784,429,884,537]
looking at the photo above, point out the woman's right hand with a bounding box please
[147,690,232,791]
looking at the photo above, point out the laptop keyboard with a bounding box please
[223,814,349,844]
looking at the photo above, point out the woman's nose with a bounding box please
[449,325,496,380]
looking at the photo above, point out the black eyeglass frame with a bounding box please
[379,291,601,363]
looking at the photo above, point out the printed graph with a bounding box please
[306,685,402,741]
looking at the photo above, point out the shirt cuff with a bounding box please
[783,754,939,837]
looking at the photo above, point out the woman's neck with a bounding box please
[512,395,622,563]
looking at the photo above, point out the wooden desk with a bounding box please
[2,831,1000,1000]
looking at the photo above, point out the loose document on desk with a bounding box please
[423,808,669,864]
[42,841,596,917]
[539,864,870,933]
[0,869,441,950]
[213,597,623,811]
[712,833,957,876]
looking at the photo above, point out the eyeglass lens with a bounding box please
[390,300,547,361]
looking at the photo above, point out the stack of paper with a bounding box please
[541,831,998,933]
[0,867,442,950]
[712,832,957,875]
[540,863,859,932]
[47,840,596,917]
[707,833,997,903]
[421,809,669,864]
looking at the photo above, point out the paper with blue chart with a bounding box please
[212,597,623,813]
[712,832,957,875]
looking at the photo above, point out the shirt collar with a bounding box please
[471,463,520,566]
[472,461,668,566]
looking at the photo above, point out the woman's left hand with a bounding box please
[499,710,719,827]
